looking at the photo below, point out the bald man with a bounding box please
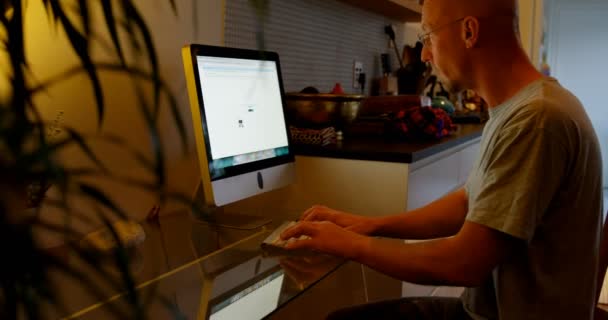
[281,0,603,319]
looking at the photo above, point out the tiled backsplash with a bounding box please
[225,0,406,95]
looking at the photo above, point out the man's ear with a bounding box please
[462,17,480,49]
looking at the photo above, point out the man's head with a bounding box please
[420,0,520,92]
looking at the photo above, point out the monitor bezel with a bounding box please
[186,44,295,182]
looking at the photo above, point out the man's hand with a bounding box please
[280,221,370,259]
[300,205,379,236]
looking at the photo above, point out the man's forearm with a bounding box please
[353,220,517,287]
[354,234,480,287]
[371,188,469,240]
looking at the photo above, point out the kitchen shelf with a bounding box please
[340,0,422,22]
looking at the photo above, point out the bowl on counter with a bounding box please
[284,92,366,129]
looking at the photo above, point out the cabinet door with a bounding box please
[458,142,481,186]
[402,149,459,298]
[226,156,410,219]
[402,142,479,299]
[406,151,460,211]
[406,139,481,211]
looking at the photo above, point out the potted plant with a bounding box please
[0,0,197,318]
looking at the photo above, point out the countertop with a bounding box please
[292,123,485,163]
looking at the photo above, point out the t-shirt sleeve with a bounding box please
[465,124,567,241]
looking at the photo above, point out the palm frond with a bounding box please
[100,0,126,66]
[6,0,28,116]
[28,63,188,153]
[121,0,162,119]
[63,128,109,173]
[0,0,267,318]
[48,1,105,128]
[134,84,166,189]
[97,212,144,319]
[78,0,91,38]
[78,183,129,220]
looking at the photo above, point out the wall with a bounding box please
[518,0,544,66]
[545,0,608,188]
[4,0,223,245]
[224,0,406,95]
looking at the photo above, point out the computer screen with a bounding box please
[182,44,295,207]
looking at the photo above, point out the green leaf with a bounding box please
[122,0,161,118]
[0,8,9,29]
[29,62,188,155]
[7,0,29,116]
[44,245,131,319]
[78,0,91,37]
[28,62,189,156]
[49,1,105,127]
[108,175,208,219]
[102,134,157,171]
[64,127,109,173]
[78,183,128,220]
[14,125,107,179]
[169,0,178,15]
[165,89,189,155]
[134,85,166,188]
[101,0,127,66]
[96,213,143,319]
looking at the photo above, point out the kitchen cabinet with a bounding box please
[338,0,422,22]
[225,125,482,218]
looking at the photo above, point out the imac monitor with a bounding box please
[182,44,295,209]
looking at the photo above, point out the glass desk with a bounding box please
[50,211,345,320]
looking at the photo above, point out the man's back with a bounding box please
[463,77,603,319]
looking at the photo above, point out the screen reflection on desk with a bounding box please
[207,268,284,320]
[198,250,285,320]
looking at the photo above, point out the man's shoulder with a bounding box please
[500,78,585,133]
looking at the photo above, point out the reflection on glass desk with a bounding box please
[207,267,284,319]
[56,212,344,320]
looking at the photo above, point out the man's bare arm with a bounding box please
[282,219,520,287]
[371,188,469,239]
[356,221,521,286]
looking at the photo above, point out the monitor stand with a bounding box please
[190,182,272,230]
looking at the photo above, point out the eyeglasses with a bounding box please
[418,17,466,46]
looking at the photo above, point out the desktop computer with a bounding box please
[182,44,296,229]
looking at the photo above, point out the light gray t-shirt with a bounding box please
[462,77,603,320]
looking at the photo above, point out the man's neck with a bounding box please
[471,46,543,108]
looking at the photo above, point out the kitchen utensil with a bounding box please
[384,25,404,69]
[402,45,413,66]
[381,53,391,76]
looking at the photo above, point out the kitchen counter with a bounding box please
[292,123,485,164]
